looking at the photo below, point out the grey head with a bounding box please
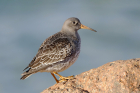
[61,17,97,33]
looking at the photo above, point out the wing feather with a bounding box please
[23,37,73,74]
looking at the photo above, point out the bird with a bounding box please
[20,17,97,83]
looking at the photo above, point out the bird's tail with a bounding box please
[20,73,32,80]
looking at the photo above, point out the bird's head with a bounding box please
[61,17,97,33]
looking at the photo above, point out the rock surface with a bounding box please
[41,58,140,93]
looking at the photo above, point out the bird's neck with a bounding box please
[60,29,79,38]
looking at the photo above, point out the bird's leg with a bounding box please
[51,73,59,83]
[53,72,74,82]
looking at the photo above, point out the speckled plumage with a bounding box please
[21,17,96,82]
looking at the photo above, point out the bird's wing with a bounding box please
[23,37,73,74]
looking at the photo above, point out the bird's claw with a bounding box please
[59,75,74,81]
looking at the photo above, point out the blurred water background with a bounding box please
[0,0,140,93]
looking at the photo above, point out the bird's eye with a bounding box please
[73,22,75,24]
[72,21,78,25]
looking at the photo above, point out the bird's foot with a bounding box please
[59,75,74,80]
[52,72,75,83]
[59,75,74,82]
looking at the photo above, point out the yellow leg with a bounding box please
[53,72,74,82]
[51,73,59,83]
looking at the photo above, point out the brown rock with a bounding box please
[41,58,140,93]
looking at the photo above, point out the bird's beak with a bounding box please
[80,24,97,32]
